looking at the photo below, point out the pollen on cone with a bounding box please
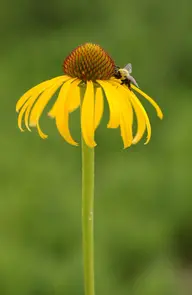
[63,43,115,81]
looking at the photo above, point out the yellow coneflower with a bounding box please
[16,42,164,295]
[16,43,163,149]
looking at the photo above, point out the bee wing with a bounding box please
[128,75,139,88]
[124,63,132,74]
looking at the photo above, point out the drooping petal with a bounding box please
[81,81,96,148]
[129,94,146,144]
[130,90,151,144]
[131,85,163,119]
[94,87,104,130]
[18,102,29,131]
[97,80,120,128]
[29,77,68,127]
[17,76,69,134]
[18,89,43,131]
[107,81,134,147]
[109,81,134,125]
[16,81,52,113]
[36,122,48,139]
[48,78,77,118]
[116,85,146,144]
[109,81,134,148]
[119,94,133,148]
[24,92,45,131]
[115,84,152,144]
[67,79,81,112]
[54,78,78,146]
[119,112,133,148]
[16,76,67,112]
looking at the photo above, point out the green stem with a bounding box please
[81,138,95,295]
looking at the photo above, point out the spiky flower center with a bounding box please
[63,43,115,81]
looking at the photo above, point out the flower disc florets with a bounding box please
[63,43,115,81]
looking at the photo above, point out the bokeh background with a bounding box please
[1,0,192,294]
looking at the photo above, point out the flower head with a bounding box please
[16,43,163,148]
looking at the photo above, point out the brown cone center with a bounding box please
[63,43,115,81]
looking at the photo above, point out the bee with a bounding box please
[114,63,139,90]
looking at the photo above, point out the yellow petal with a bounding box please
[18,91,41,131]
[16,76,66,112]
[48,77,77,118]
[116,85,151,145]
[129,95,146,144]
[18,102,29,131]
[24,92,44,131]
[24,84,59,131]
[119,95,133,148]
[119,112,133,149]
[16,81,51,113]
[94,87,104,129]
[29,77,67,127]
[113,83,134,124]
[37,122,48,139]
[55,78,78,146]
[97,80,120,128]
[81,81,96,148]
[130,91,151,144]
[67,79,81,112]
[131,85,163,119]
[109,82,134,147]
[109,77,121,85]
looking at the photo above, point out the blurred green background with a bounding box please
[1,0,192,294]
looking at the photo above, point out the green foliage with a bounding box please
[0,0,192,294]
